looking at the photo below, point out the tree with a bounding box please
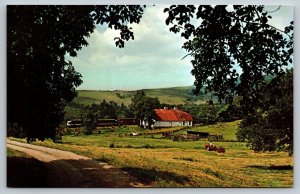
[98,100,118,119]
[130,90,161,129]
[118,103,134,118]
[81,100,118,134]
[164,5,293,106]
[7,5,145,142]
[130,90,146,124]
[236,70,293,155]
[142,97,161,129]
[218,96,243,122]
[164,5,293,154]
[81,104,100,135]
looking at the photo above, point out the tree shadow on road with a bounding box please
[121,167,190,185]
[7,157,144,188]
[7,155,190,188]
[7,157,47,187]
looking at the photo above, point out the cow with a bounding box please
[204,143,217,151]
[130,132,139,137]
[205,144,210,150]
[216,147,225,153]
[204,143,225,153]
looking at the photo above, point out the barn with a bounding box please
[143,107,193,128]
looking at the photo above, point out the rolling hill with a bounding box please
[71,86,216,106]
[64,86,217,121]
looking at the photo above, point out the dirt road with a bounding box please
[7,140,145,188]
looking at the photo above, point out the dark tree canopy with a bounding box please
[164,5,293,107]
[7,5,145,142]
[236,69,293,155]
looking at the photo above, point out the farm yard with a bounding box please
[8,120,293,187]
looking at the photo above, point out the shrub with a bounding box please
[125,144,133,148]
[143,144,153,149]
[109,143,115,148]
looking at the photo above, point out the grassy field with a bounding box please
[72,86,213,106]
[8,120,293,188]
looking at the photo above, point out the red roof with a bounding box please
[154,109,193,121]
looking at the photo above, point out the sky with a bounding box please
[68,5,293,91]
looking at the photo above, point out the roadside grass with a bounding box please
[8,120,293,187]
[7,148,31,158]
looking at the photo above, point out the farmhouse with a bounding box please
[143,107,193,128]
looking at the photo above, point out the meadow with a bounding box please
[9,120,293,187]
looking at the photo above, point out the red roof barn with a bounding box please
[141,108,193,128]
[154,108,193,121]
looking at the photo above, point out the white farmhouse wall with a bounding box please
[154,121,192,128]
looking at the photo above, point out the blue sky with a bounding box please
[68,5,293,91]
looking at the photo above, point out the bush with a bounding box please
[143,144,153,149]
[125,144,133,148]
[84,128,93,135]
[64,127,73,135]
[109,143,115,148]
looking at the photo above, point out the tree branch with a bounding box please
[254,6,291,38]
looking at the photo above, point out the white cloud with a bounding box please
[68,5,194,90]
[69,5,292,90]
[265,6,293,30]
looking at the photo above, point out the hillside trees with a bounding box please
[178,103,220,125]
[7,5,145,142]
[164,5,293,154]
